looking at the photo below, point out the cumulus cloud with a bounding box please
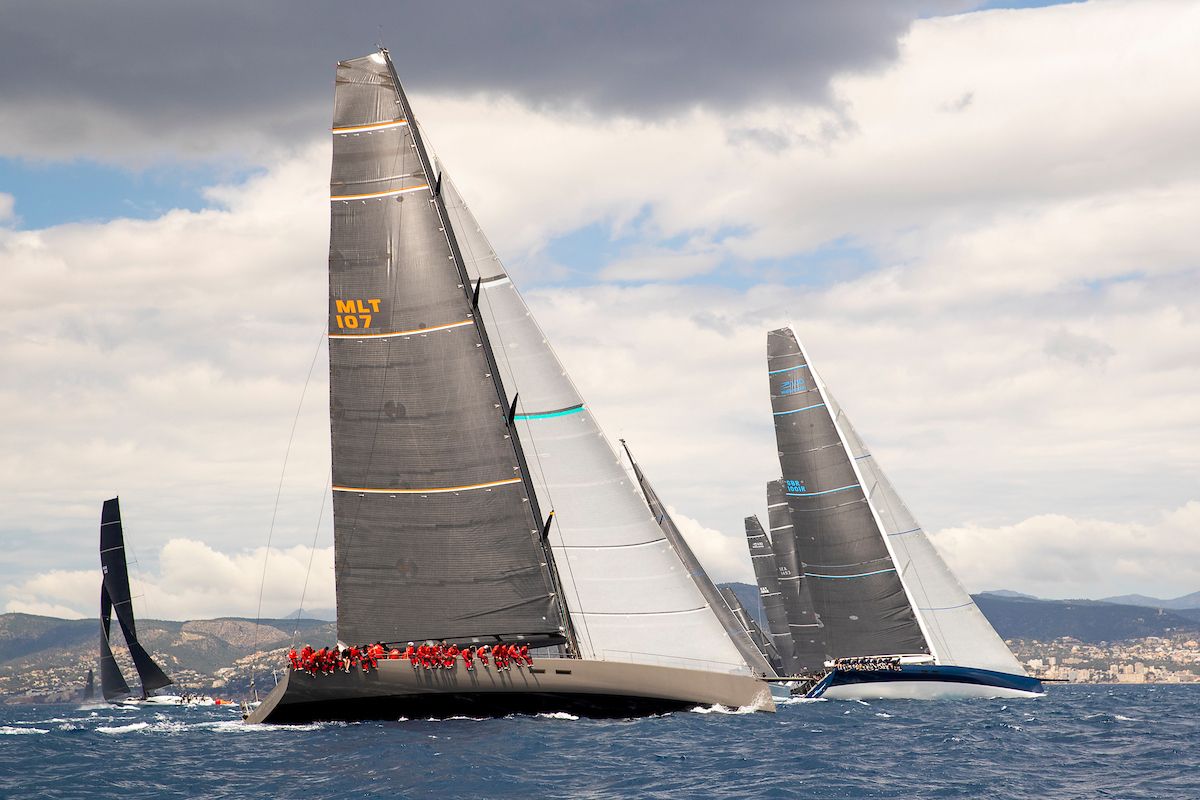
[3,539,334,621]
[932,502,1200,600]
[0,192,12,223]
[2,1,1198,614]
[668,507,752,585]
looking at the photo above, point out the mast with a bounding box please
[379,50,578,655]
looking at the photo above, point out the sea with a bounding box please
[1,685,1197,799]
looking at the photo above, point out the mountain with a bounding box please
[0,613,336,704]
[978,589,1041,600]
[1100,591,1200,611]
[972,594,1200,644]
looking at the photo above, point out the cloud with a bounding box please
[668,507,752,585]
[0,1,956,163]
[3,539,334,621]
[1,1,1198,614]
[0,192,12,223]
[932,502,1200,600]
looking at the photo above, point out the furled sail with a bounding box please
[766,479,826,672]
[719,587,782,672]
[99,498,172,697]
[435,166,751,674]
[621,440,775,676]
[830,392,1025,674]
[327,52,565,647]
[745,515,799,672]
[766,328,930,660]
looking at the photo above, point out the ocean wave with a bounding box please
[97,722,151,734]
[689,704,757,715]
[535,712,580,720]
[1,726,48,735]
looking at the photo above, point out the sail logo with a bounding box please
[786,479,807,494]
[334,298,381,329]
[780,378,806,395]
[759,586,770,595]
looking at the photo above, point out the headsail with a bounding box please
[766,479,826,672]
[745,515,798,672]
[718,587,782,672]
[830,392,1025,674]
[327,52,566,648]
[766,328,929,660]
[621,440,775,677]
[435,160,750,674]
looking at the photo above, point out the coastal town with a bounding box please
[1013,634,1200,684]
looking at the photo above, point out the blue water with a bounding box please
[2,685,1198,799]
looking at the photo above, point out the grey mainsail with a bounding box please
[766,479,826,672]
[99,498,172,698]
[745,515,799,673]
[621,440,775,677]
[434,168,751,673]
[719,587,782,672]
[328,52,566,648]
[766,328,929,660]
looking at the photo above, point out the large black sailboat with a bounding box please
[247,51,771,723]
[765,326,1042,699]
[99,497,174,703]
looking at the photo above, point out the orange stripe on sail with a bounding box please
[328,319,473,339]
[332,119,409,133]
[333,478,522,495]
[330,184,429,201]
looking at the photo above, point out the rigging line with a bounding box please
[292,469,333,650]
[251,323,327,679]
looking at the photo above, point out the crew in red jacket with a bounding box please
[445,643,459,669]
[288,648,300,670]
[495,643,508,671]
[461,646,475,671]
[404,642,417,668]
[477,644,490,668]
[520,644,532,667]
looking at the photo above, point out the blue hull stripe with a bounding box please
[513,403,585,421]
[806,664,1044,698]
[773,402,825,417]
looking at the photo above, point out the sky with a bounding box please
[2,0,1198,621]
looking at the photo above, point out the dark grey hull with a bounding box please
[246,658,774,724]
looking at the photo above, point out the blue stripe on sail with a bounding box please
[773,402,826,417]
[854,454,872,460]
[804,568,897,579]
[768,364,807,375]
[787,483,860,497]
[887,527,922,537]
[919,602,974,611]
[513,403,585,421]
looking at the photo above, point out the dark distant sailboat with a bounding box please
[765,326,1042,699]
[81,669,95,702]
[99,497,174,703]
[247,50,771,723]
[717,587,782,672]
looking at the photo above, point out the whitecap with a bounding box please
[97,722,151,734]
[535,712,579,720]
[874,712,893,718]
[1,726,48,735]
[689,704,757,715]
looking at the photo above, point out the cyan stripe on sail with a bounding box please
[513,403,585,421]
[887,527,922,537]
[768,364,808,375]
[804,568,897,579]
[787,483,860,497]
[773,402,826,417]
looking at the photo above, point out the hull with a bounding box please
[246,657,774,724]
[806,664,1044,700]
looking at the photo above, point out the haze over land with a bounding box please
[2,1,1198,620]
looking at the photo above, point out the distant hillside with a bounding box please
[1100,590,1200,611]
[0,613,336,704]
[972,595,1200,643]
[978,589,1041,600]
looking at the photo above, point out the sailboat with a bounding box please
[81,669,95,702]
[765,326,1043,699]
[99,497,175,704]
[717,587,782,672]
[246,50,771,723]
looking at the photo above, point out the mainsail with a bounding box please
[766,479,826,672]
[327,53,567,648]
[745,515,798,672]
[766,328,930,660]
[99,498,172,700]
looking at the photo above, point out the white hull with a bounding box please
[819,680,1044,700]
